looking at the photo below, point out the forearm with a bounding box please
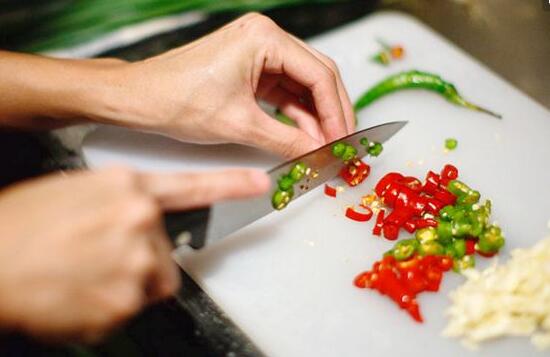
[0,51,122,130]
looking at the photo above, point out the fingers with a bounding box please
[289,35,356,133]
[144,225,181,302]
[139,168,271,211]
[262,85,325,143]
[264,31,348,142]
[247,106,322,158]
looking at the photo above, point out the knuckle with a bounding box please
[130,246,156,276]
[124,197,161,227]
[244,13,277,34]
[279,138,302,159]
[325,57,339,73]
[320,65,337,83]
[104,166,137,188]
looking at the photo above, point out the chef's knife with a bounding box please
[164,121,407,249]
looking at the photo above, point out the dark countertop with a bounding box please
[1,1,548,356]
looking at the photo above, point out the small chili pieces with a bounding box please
[271,162,308,210]
[355,163,506,322]
[345,206,373,222]
[354,254,452,322]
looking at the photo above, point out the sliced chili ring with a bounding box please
[324,184,337,197]
[374,173,404,196]
[403,219,417,233]
[465,240,476,255]
[415,218,438,229]
[372,209,386,236]
[345,206,373,222]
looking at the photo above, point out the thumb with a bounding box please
[139,169,271,211]
[246,107,322,159]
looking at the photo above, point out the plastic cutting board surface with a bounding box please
[83,12,550,356]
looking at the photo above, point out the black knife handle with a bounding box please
[163,207,210,249]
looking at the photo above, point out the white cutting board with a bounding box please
[83,12,550,357]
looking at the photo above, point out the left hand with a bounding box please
[101,13,355,158]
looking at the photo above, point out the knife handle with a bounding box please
[163,207,210,249]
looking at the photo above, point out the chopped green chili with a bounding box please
[445,138,458,150]
[393,239,419,261]
[272,162,308,210]
[453,255,475,272]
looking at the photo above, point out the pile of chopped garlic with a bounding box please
[443,238,550,350]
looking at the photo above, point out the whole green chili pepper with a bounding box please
[354,70,502,119]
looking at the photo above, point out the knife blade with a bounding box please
[164,121,407,249]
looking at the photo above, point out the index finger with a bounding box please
[139,169,271,211]
[265,32,348,142]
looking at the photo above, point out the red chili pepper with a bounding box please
[415,218,438,229]
[394,186,418,210]
[398,176,423,192]
[356,254,452,323]
[438,256,454,271]
[374,172,403,196]
[433,189,456,206]
[380,181,402,206]
[403,219,417,233]
[372,209,386,236]
[384,207,414,227]
[354,271,372,288]
[440,164,459,186]
[406,301,423,323]
[425,268,443,292]
[345,206,373,222]
[425,198,445,215]
[382,224,400,241]
[409,196,428,216]
[339,159,370,187]
[324,184,337,197]
[370,164,459,242]
[465,240,476,255]
[423,171,441,195]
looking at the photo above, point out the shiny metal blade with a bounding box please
[205,121,408,245]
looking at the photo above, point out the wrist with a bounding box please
[43,58,129,126]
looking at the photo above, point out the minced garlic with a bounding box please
[443,238,550,350]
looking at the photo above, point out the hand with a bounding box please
[104,13,355,158]
[0,167,269,342]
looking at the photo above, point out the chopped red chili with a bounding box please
[415,218,438,229]
[375,173,403,196]
[324,184,337,197]
[403,219,417,233]
[382,223,399,241]
[345,206,373,222]
[372,209,385,236]
[465,239,476,255]
[440,164,459,186]
[373,168,456,240]
[339,158,370,187]
[355,254,452,323]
